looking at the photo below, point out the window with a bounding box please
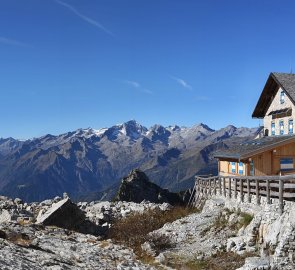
[280,90,285,104]
[280,158,294,171]
[271,122,275,136]
[289,119,293,134]
[279,120,284,135]
[250,160,255,176]
[238,162,243,175]
[231,162,236,173]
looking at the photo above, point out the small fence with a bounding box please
[193,174,295,214]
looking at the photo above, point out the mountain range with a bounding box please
[0,120,259,202]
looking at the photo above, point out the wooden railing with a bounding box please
[195,174,295,214]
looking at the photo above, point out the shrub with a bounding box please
[239,212,253,228]
[148,232,175,254]
[107,206,199,257]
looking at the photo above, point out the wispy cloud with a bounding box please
[55,0,113,36]
[0,37,30,47]
[125,80,140,88]
[124,80,153,95]
[141,88,153,95]
[170,75,192,90]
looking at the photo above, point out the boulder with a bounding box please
[36,198,85,229]
[36,197,104,236]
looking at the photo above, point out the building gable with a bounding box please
[252,73,295,118]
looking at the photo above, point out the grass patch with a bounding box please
[239,212,253,228]
[107,206,199,258]
[148,232,174,253]
[201,209,254,237]
[168,251,255,270]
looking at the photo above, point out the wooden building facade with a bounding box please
[215,72,295,177]
[217,139,295,177]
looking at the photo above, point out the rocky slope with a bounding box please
[0,120,259,202]
[145,195,295,270]
[0,195,170,270]
[0,193,295,269]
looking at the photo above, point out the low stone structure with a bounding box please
[206,193,295,269]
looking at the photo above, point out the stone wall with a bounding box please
[207,193,295,269]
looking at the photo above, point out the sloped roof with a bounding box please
[252,72,295,118]
[214,135,295,160]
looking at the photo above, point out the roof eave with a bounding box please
[240,136,295,159]
[214,154,241,160]
[252,73,278,118]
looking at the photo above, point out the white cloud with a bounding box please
[170,75,192,90]
[0,37,30,47]
[124,80,153,95]
[55,0,113,36]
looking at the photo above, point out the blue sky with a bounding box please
[1,0,295,139]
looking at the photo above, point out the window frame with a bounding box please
[279,120,284,135]
[271,122,275,136]
[238,162,243,175]
[231,162,236,174]
[289,119,293,134]
[280,90,285,104]
[280,158,294,171]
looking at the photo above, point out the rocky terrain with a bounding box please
[0,194,169,270]
[0,120,259,202]
[1,189,295,270]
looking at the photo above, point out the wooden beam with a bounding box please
[234,178,237,199]
[266,180,270,204]
[228,177,232,198]
[279,179,284,214]
[247,179,251,203]
[240,178,244,202]
[256,180,260,205]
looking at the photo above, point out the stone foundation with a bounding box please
[205,193,295,269]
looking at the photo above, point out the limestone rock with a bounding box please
[36,197,103,235]
[0,209,11,224]
[36,198,85,228]
[236,257,270,270]
[0,223,155,270]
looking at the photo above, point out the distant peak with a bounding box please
[224,124,237,130]
[107,120,147,140]
[194,123,215,132]
[167,125,181,131]
[124,119,141,125]
[40,134,55,140]
[150,124,164,130]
